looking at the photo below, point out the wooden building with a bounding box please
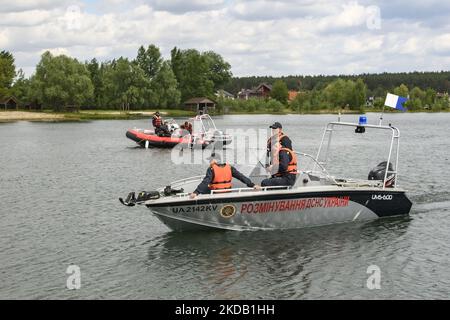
[184,97,216,114]
[0,96,19,110]
[237,83,272,100]
[215,89,235,100]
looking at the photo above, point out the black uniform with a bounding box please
[266,135,293,165]
[262,149,297,187]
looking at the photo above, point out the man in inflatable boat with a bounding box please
[152,111,162,128]
[189,153,261,199]
[152,111,171,137]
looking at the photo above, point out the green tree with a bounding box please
[373,97,384,109]
[393,84,409,98]
[31,51,93,111]
[85,58,104,108]
[323,79,348,109]
[202,51,232,90]
[424,88,436,108]
[352,78,367,111]
[135,44,163,80]
[410,86,425,100]
[372,86,386,98]
[152,61,181,108]
[170,47,214,102]
[405,98,422,111]
[103,57,151,110]
[270,80,289,105]
[0,50,16,97]
[11,69,31,103]
[267,99,284,112]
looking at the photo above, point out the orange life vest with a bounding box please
[153,115,162,127]
[274,147,298,176]
[267,132,286,149]
[209,163,232,190]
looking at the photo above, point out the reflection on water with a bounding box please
[146,217,412,299]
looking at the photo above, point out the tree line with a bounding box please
[1,46,232,111]
[225,72,450,97]
[216,78,449,113]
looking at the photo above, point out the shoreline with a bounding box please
[0,109,448,123]
[0,110,196,123]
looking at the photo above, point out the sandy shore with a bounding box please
[0,110,179,122]
[0,111,65,122]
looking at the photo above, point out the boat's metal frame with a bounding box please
[156,119,406,199]
[190,114,231,145]
[315,121,400,190]
[191,114,217,132]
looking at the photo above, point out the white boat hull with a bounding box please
[146,188,412,231]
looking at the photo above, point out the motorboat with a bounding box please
[120,119,412,231]
[126,114,232,149]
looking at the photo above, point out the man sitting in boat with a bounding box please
[152,112,171,137]
[267,122,292,166]
[184,121,193,134]
[262,138,298,187]
[189,153,261,199]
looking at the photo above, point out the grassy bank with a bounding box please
[1,107,448,123]
[226,109,362,115]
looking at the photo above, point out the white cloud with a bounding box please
[0,9,54,27]
[148,0,226,14]
[0,0,78,13]
[0,30,9,48]
[432,34,450,55]
[2,0,450,77]
[43,47,71,56]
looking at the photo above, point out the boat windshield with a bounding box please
[201,115,217,132]
[192,115,217,134]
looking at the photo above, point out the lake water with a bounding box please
[0,113,449,299]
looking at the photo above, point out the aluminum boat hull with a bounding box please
[145,187,412,232]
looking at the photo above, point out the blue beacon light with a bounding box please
[355,115,367,133]
[359,115,367,125]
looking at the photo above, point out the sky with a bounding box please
[1,0,450,78]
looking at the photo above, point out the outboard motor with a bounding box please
[368,161,395,187]
[169,122,180,133]
[164,186,184,196]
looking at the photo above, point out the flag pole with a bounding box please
[379,104,385,126]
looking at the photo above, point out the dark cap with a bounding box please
[269,122,282,129]
[155,111,160,115]
[206,152,221,162]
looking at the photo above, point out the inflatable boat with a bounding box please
[126,115,232,149]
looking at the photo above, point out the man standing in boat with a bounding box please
[152,111,163,129]
[189,153,261,199]
[262,138,298,187]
